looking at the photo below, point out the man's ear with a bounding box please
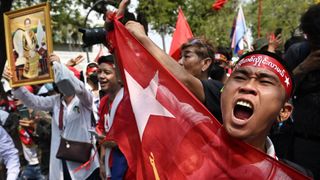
[201,58,212,72]
[277,102,293,122]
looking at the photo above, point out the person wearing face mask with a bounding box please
[210,47,232,84]
[84,62,100,123]
[12,54,100,180]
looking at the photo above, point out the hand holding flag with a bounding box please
[105,17,310,179]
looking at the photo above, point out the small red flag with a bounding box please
[212,0,228,11]
[106,19,310,179]
[169,7,193,61]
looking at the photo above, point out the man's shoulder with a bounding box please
[284,41,311,70]
[201,79,223,90]
[279,159,314,178]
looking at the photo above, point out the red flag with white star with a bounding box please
[106,19,309,179]
[169,7,193,61]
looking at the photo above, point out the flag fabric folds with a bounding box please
[169,7,193,61]
[231,6,247,55]
[212,0,228,11]
[106,19,309,179]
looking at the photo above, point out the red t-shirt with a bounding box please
[96,95,111,135]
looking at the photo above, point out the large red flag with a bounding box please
[169,7,193,61]
[106,19,309,179]
[212,0,228,11]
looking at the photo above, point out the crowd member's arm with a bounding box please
[268,34,282,53]
[49,54,93,110]
[293,49,320,84]
[13,87,57,112]
[0,126,20,180]
[124,21,206,102]
[65,54,84,67]
[99,145,107,180]
[0,110,9,126]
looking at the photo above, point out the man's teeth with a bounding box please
[236,100,252,109]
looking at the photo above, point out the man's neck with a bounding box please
[244,136,267,153]
[103,86,122,101]
[199,73,209,81]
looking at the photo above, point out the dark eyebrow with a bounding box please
[234,68,280,82]
[257,72,279,83]
[182,50,192,54]
[233,69,250,76]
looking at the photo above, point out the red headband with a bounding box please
[86,67,98,76]
[215,53,228,62]
[235,54,293,100]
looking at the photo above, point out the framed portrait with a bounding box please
[4,3,54,87]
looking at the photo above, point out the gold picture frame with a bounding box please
[4,3,54,87]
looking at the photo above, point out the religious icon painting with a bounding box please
[4,3,54,87]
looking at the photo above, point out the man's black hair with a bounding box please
[216,46,232,60]
[97,55,114,65]
[300,4,320,46]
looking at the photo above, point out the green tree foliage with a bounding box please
[138,0,314,48]
[137,0,185,34]
[244,0,313,42]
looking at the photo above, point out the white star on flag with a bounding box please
[125,70,175,140]
[284,76,290,87]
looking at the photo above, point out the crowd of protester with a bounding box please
[0,1,319,179]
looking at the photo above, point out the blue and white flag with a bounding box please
[231,6,247,55]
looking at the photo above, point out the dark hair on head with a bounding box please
[216,46,232,60]
[24,18,31,25]
[181,37,215,60]
[181,37,215,74]
[238,50,295,98]
[97,55,114,65]
[300,4,320,43]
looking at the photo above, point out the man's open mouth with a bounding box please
[233,100,254,120]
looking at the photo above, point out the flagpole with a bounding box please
[258,0,262,38]
[160,31,166,52]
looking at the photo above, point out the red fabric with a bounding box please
[58,102,64,130]
[106,19,310,179]
[19,128,34,146]
[24,85,34,93]
[212,0,228,11]
[96,95,110,135]
[169,8,193,61]
[86,66,98,76]
[67,66,81,80]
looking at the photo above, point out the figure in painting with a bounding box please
[13,17,47,80]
